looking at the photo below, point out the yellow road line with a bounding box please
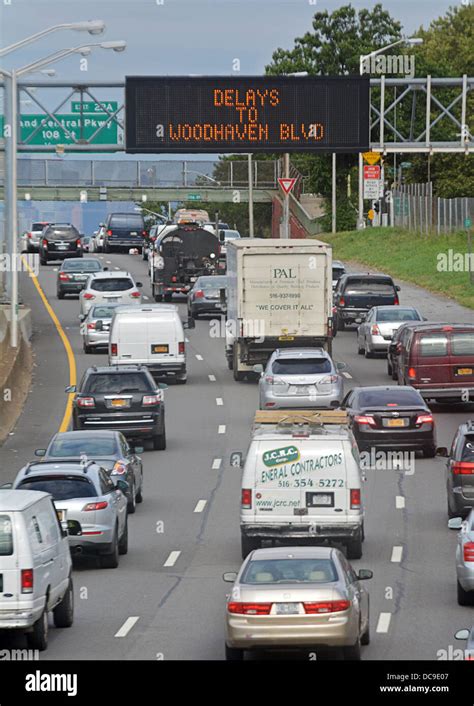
[23,259,76,432]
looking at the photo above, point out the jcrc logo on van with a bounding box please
[263,446,300,468]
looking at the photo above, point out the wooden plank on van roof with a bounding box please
[254,409,348,425]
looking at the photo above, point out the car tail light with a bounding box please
[463,541,474,562]
[112,461,127,475]
[42,239,48,247]
[27,232,32,239]
[110,343,118,356]
[394,295,399,305]
[350,488,361,509]
[241,488,252,509]
[107,229,112,236]
[142,230,147,236]
[465,653,474,661]
[339,296,345,306]
[452,462,474,475]
[83,292,95,300]
[171,276,177,283]
[319,375,339,384]
[396,342,402,353]
[264,376,285,385]
[129,290,141,298]
[408,367,417,380]
[76,239,82,246]
[87,322,96,330]
[415,414,433,425]
[82,501,108,512]
[59,273,70,281]
[355,414,376,427]
[228,602,272,615]
[76,397,95,408]
[178,342,185,354]
[303,600,350,614]
[21,569,33,594]
[371,324,380,335]
[194,290,205,299]
[143,394,160,406]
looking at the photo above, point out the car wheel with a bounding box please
[118,517,128,555]
[343,637,361,661]
[100,529,119,569]
[241,534,260,559]
[364,342,374,359]
[127,482,136,514]
[83,342,92,354]
[57,290,65,300]
[447,496,458,519]
[227,351,234,370]
[357,340,364,355]
[233,345,245,382]
[153,424,166,450]
[154,292,163,302]
[361,620,370,646]
[387,359,392,375]
[423,445,437,458]
[164,292,172,302]
[136,477,143,503]
[457,580,474,606]
[40,256,47,266]
[225,643,244,661]
[346,533,363,560]
[27,605,49,651]
[53,578,74,628]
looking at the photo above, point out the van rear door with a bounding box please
[298,439,350,524]
[148,314,179,363]
[248,440,302,524]
[449,329,474,390]
[412,331,450,389]
[0,513,19,602]
[115,316,148,363]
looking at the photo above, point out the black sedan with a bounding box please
[35,430,144,514]
[341,385,436,457]
[57,258,105,299]
[187,275,228,319]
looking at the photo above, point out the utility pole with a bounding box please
[248,153,254,237]
[332,153,337,234]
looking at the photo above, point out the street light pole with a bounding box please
[248,153,254,237]
[9,69,18,347]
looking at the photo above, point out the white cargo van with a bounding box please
[108,305,194,383]
[0,490,78,650]
[238,410,365,560]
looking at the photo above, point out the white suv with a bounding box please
[80,271,143,316]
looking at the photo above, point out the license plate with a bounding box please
[111,398,127,407]
[456,368,473,376]
[56,509,66,522]
[385,418,408,427]
[75,274,88,280]
[57,245,68,250]
[130,231,138,235]
[105,296,120,302]
[275,603,300,615]
[306,492,334,508]
[289,386,310,395]
[279,335,294,341]
[151,344,169,354]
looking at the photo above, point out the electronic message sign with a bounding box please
[125,76,369,153]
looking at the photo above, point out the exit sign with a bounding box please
[71,101,118,114]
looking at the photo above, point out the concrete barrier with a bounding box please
[0,306,32,444]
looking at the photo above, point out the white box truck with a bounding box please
[225,238,333,380]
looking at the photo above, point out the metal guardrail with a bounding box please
[392,185,473,234]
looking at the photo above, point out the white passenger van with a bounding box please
[238,410,365,560]
[108,304,194,383]
[0,490,78,650]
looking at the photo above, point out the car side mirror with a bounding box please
[136,282,143,288]
[103,267,109,271]
[0,482,13,489]
[357,569,373,581]
[184,317,195,330]
[336,361,347,371]
[455,629,470,641]
[115,479,129,494]
[133,446,144,454]
[99,223,105,228]
[253,364,264,374]
[436,447,449,457]
[78,314,85,322]
[157,383,168,390]
[230,451,244,469]
[65,385,76,393]
[95,320,103,331]
[448,517,463,530]
[35,449,46,457]
[396,285,401,291]
[66,519,82,536]
[223,572,237,583]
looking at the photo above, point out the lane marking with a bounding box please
[22,258,76,432]
[114,616,139,638]
[195,354,203,361]
[376,613,391,633]
[143,295,149,301]
[212,458,222,470]
[218,425,226,434]
[185,337,190,343]
[114,266,120,270]
[194,500,207,513]
[163,550,181,567]
[208,374,216,382]
[106,260,112,264]
[216,397,223,405]
[395,495,405,509]
[342,371,352,379]
[391,546,403,563]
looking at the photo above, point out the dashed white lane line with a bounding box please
[194,500,207,513]
[195,354,203,360]
[376,613,392,634]
[218,425,226,434]
[114,266,120,270]
[114,616,139,638]
[185,337,190,343]
[208,374,216,382]
[216,397,223,405]
[391,546,403,563]
[342,371,352,379]
[396,496,405,509]
[106,260,112,264]
[143,295,149,301]
[212,458,222,470]
[163,550,181,567]
[53,267,58,272]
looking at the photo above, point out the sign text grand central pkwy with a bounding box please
[125,76,369,153]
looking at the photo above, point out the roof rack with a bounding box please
[254,409,348,429]
[25,459,97,475]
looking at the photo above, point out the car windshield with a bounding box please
[90,278,134,292]
[48,437,118,457]
[462,436,474,462]
[358,389,423,407]
[344,278,395,294]
[62,260,102,272]
[109,215,144,229]
[197,276,228,289]
[0,514,13,556]
[84,373,152,394]
[272,357,332,375]
[241,558,338,584]
[91,306,117,318]
[18,477,97,500]
[376,309,421,322]
[224,232,240,240]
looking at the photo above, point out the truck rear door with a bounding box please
[0,513,19,603]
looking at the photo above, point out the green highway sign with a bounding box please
[0,113,118,146]
[187,194,202,201]
[71,101,118,114]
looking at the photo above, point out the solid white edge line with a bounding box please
[391,546,403,563]
[376,613,392,633]
[195,354,203,360]
[114,616,140,638]
[194,500,207,513]
[163,550,181,567]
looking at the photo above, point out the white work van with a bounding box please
[0,490,78,650]
[108,304,194,383]
[238,410,365,560]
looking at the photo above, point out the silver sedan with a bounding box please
[449,510,474,605]
[256,348,345,410]
[357,306,423,358]
[223,546,372,660]
[79,303,122,354]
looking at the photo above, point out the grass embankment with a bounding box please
[319,227,474,311]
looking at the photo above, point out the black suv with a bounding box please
[68,366,166,450]
[333,273,400,331]
[445,421,474,518]
[102,213,147,253]
[39,223,83,264]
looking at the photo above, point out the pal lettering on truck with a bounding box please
[239,410,365,560]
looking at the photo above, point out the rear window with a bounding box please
[18,477,97,500]
[84,373,153,394]
[376,309,421,322]
[198,276,228,288]
[332,267,345,279]
[461,436,474,462]
[451,333,474,356]
[0,514,13,556]
[32,222,49,231]
[46,227,79,240]
[272,357,332,375]
[91,306,117,318]
[241,558,338,585]
[90,278,134,292]
[48,436,118,457]
[344,278,395,294]
[62,260,102,272]
[358,389,423,407]
[108,215,144,229]
[418,334,448,357]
